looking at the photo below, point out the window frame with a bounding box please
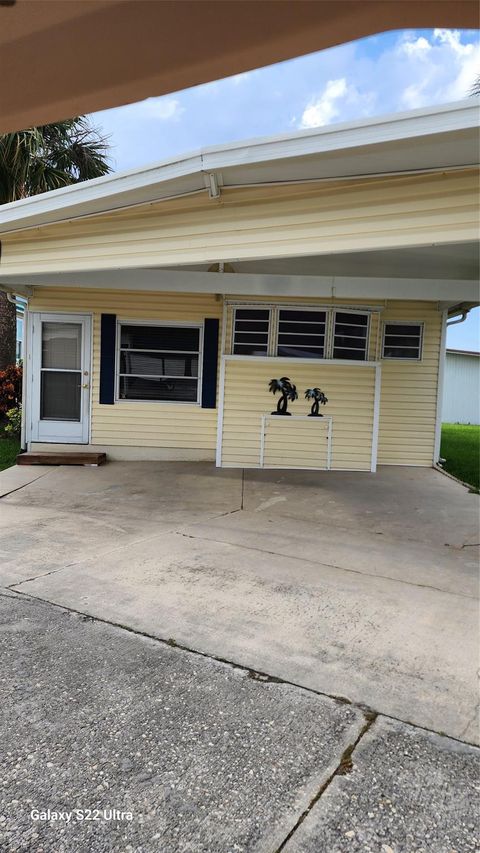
[232,306,272,357]
[381,321,424,362]
[331,308,371,362]
[230,305,374,361]
[274,306,328,360]
[115,319,204,405]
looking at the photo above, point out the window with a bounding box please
[118,323,201,402]
[276,309,326,359]
[230,305,375,360]
[332,311,369,360]
[382,322,423,360]
[233,308,270,355]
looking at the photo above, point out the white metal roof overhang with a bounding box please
[0,101,478,314]
[0,99,478,236]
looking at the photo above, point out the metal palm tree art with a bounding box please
[269,377,298,415]
[305,387,328,417]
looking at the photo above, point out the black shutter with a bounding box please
[201,318,219,408]
[99,314,116,404]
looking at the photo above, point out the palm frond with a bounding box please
[0,116,111,204]
[470,74,480,97]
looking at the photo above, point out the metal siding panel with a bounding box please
[442,353,480,425]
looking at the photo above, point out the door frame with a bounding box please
[27,311,93,444]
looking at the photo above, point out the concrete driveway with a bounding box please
[0,462,478,851]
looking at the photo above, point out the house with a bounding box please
[0,100,478,472]
[443,349,480,425]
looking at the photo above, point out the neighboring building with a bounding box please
[443,349,480,425]
[0,101,478,472]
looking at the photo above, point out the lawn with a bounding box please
[0,436,20,472]
[440,423,480,491]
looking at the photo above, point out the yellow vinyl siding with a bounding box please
[3,169,477,273]
[28,288,221,452]
[28,289,441,467]
[377,302,441,466]
[262,418,330,469]
[221,361,376,470]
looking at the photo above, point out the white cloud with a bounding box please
[399,28,480,108]
[138,97,185,121]
[401,83,427,110]
[400,35,432,58]
[433,28,475,56]
[295,28,478,133]
[230,71,252,86]
[299,78,375,129]
[300,78,348,127]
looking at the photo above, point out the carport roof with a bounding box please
[0,98,478,236]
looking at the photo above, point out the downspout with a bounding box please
[446,310,468,326]
[434,305,472,465]
[433,310,448,466]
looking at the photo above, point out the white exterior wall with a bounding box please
[442,352,480,425]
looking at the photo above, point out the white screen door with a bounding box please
[30,313,91,443]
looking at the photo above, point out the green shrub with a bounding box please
[0,364,22,415]
[4,406,21,437]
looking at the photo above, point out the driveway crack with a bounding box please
[458,704,479,739]
[0,466,57,500]
[274,711,378,853]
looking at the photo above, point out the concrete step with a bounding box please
[17,452,107,467]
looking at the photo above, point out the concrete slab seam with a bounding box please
[177,530,477,600]
[4,507,244,590]
[5,585,479,750]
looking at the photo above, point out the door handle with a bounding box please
[81,383,90,389]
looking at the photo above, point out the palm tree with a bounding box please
[269,377,298,415]
[305,387,328,417]
[0,117,110,369]
[470,75,480,96]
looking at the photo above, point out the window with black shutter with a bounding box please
[118,323,201,402]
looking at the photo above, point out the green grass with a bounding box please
[0,436,20,472]
[440,423,480,491]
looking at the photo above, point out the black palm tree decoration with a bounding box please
[305,387,328,417]
[269,377,298,415]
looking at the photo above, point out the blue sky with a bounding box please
[90,27,480,351]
